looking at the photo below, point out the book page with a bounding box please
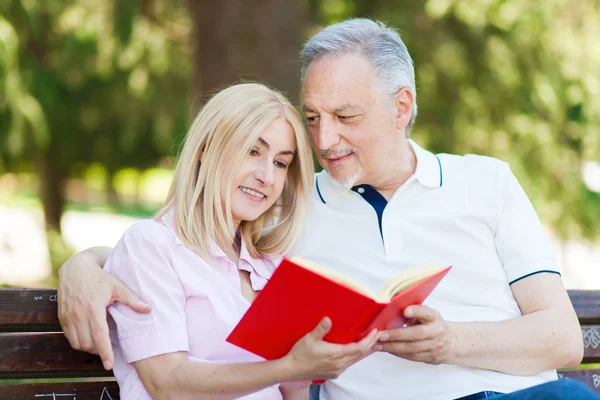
[291,257,377,299]
[376,264,448,302]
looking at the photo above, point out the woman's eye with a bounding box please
[249,148,259,157]
[275,161,288,169]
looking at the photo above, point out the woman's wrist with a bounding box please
[271,355,306,383]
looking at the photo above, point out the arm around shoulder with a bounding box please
[57,243,151,368]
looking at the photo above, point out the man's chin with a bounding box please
[329,171,361,189]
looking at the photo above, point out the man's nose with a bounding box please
[318,118,342,151]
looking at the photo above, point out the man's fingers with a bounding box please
[380,324,431,342]
[73,316,95,354]
[113,280,151,313]
[89,312,113,370]
[62,322,82,351]
[404,305,438,323]
[375,338,438,355]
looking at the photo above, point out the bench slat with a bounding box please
[569,290,600,324]
[558,369,600,394]
[0,333,110,379]
[0,381,120,400]
[1,289,599,331]
[0,289,60,332]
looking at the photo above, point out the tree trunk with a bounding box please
[36,152,66,234]
[106,164,121,208]
[187,0,303,113]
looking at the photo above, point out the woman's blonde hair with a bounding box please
[156,83,314,260]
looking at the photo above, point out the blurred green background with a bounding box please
[1,0,599,288]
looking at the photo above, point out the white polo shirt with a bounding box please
[288,140,559,400]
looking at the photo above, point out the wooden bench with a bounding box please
[0,288,599,399]
[0,289,118,400]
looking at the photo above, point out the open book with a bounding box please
[226,257,451,362]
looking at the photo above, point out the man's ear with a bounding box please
[394,88,414,130]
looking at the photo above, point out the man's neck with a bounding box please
[369,141,416,201]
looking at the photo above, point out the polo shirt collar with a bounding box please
[411,139,443,189]
[315,139,442,203]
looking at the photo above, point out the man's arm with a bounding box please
[375,272,583,375]
[57,247,151,370]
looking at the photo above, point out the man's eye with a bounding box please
[306,116,319,124]
[339,115,356,121]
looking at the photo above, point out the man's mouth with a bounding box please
[326,153,353,164]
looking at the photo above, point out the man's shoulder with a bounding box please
[438,152,508,170]
[438,152,512,182]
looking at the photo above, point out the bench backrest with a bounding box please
[1,288,599,399]
[0,288,119,400]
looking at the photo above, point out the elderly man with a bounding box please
[58,18,598,400]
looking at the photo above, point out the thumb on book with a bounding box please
[311,317,332,340]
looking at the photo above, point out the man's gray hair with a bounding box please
[300,18,418,136]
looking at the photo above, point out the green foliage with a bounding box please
[321,0,600,240]
[0,0,191,173]
[1,0,599,243]
[0,0,190,232]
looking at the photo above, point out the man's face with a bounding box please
[302,52,408,187]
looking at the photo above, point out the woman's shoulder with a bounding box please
[106,218,182,276]
[119,218,177,247]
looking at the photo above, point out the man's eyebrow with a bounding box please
[302,104,360,113]
[258,138,295,156]
[333,104,358,113]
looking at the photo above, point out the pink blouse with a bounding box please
[106,211,283,399]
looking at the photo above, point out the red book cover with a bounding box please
[226,258,451,362]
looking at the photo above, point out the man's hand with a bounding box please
[373,305,455,365]
[57,248,151,370]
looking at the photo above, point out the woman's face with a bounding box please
[222,116,297,227]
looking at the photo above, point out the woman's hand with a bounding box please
[282,317,380,381]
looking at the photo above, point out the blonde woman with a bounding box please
[104,83,379,400]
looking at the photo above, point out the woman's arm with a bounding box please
[135,352,293,400]
[134,318,379,400]
[279,381,310,400]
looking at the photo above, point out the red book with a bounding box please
[227,258,451,365]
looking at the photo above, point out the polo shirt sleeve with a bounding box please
[106,221,189,363]
[494,165,559,285]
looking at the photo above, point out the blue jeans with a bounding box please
[309,380,600,400]
[490,380,600,400]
